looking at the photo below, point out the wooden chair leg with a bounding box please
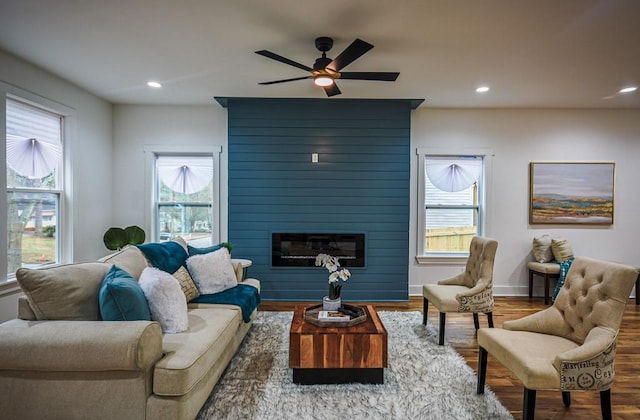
[473,313,480,330]
[523,388,536,420]
[528,270,534,299]
[438,312,446,345]
[477,347,487,394]
[422,297,428,325]
[562,391,571,407]
[600,389,612,420]
[544,274,550,305]
[636,274,640,305]
[486,312,494,328]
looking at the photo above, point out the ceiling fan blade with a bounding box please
[327,38,374,71]
[255,50,313,72]
[339,72,399,81]
[323,83,341,97]
[259,76,312,85]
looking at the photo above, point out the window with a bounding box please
[417,151,491,261]
[5,97,64,276]
[154,154,215,246]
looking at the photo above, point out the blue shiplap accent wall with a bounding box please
[226,98,411,301]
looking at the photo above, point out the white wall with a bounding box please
[0,49,113,321]
[409,108,640,297]
[112,104,228,240]
[2,46,638,320]
[113,105,640,300]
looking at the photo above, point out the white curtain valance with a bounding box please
[157,156,213,194]
[425,157,482,192]
[6,99,62,179]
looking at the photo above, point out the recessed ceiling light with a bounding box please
[476,86,490,93]
[147,81,162,88]
[619,86,637,93]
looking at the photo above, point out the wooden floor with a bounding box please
[259,296,640,420]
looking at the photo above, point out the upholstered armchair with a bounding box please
[477,256,638,420]
[422,236,498,345]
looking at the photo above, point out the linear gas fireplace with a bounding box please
[272,233,365,267]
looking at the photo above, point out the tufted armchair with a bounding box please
[422,236,498,345]
[477,256,638,420]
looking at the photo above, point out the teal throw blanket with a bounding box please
[551,257,575,303]
[191,284,260,323]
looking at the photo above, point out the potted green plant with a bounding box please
[103,225,146,251]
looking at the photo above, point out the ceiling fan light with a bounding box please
[314,76,334,87]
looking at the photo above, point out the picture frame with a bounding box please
[529,162,615,225]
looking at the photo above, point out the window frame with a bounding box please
[415,148,493,264]
[2,86,72,284]
[144,146,222,245]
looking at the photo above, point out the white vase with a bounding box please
[322,296,341,311]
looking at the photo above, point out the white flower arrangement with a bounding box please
[315,253,351,300]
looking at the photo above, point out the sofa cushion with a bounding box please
[186,247,237,294]
[139,267,189,333]
[153,307,242,396]
[551,237,574,262]
[98,245,149,280]
[16,262,110,321]
[137,241,189,274]
[478,328,578,389]
[532,235,554,263]
[99,265,151,321]
[527,261,561,274]
[173,266,200,302]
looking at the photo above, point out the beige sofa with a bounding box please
[0,239,260,420]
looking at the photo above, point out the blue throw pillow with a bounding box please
[551,257,575,303]
[99,265,151,321]
[187,243,225,256]
[137,241,189,274]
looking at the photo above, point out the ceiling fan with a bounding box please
[255,37,399,97]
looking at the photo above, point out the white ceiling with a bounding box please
[1,0,639,108]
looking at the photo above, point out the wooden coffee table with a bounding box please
[289,304,388,384]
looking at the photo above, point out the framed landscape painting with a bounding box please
[529,162,615,225]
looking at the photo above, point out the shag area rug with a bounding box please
[197,311,513,420]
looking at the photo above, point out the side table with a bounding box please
[527,261,560,305]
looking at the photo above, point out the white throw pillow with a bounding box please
[138,267,189,334]
[186,247,237,294]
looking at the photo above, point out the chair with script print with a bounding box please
[477,256,638,420]
[422,236,498,345]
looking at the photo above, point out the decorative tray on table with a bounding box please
[303,303,367,327]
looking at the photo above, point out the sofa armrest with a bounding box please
[240,277,260,293]
[0,319,163,372]
[554,327,618,391]
[437,272,466,286]
[17,296,36,320]
[455,278,494,312]
[503,306,570,335]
